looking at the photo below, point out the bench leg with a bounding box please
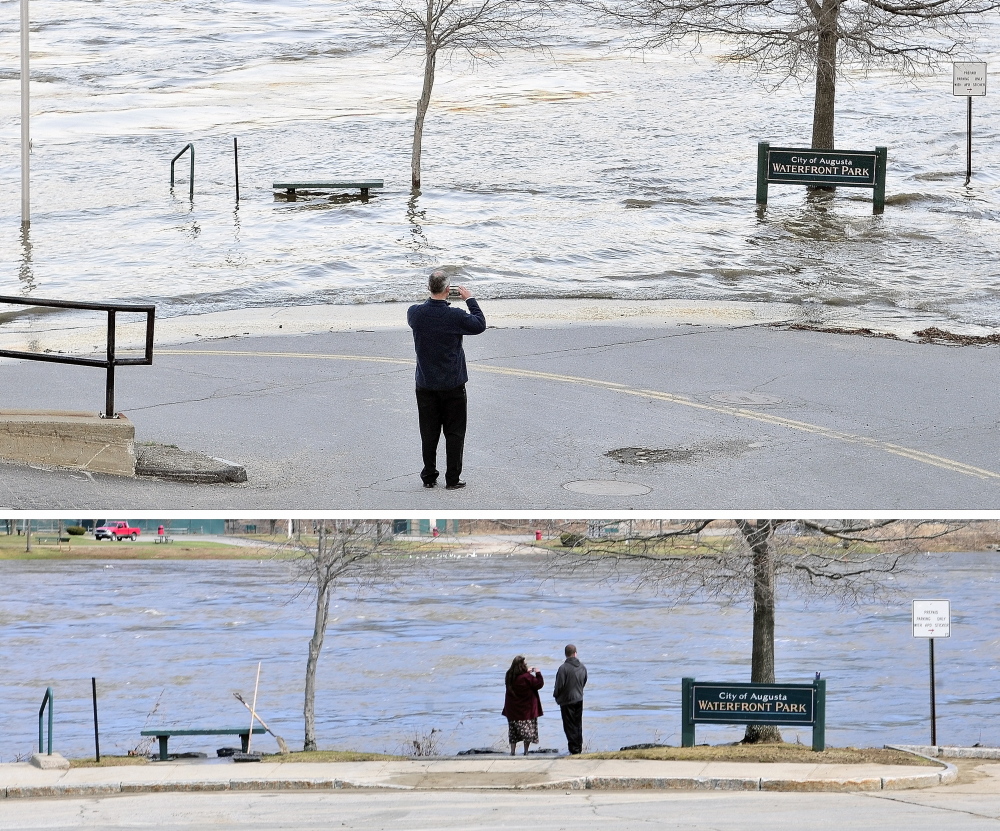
[361,188,369,197]
[157,736,169,762]
[241,733,250,753]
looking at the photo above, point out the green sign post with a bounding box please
[681,677,827,751]
[756,142,887,214]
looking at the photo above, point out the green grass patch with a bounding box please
[260,750,407,763]
[0,535,281,561]
[580,743,937,766]
[70,755,149,768]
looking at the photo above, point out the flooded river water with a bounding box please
[0,4,997,336]
[0,551,997,759]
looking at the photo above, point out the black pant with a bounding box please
[416,385,467,487]
[560,701,584,754]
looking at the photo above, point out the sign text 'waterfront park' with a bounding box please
[756,142,887,213]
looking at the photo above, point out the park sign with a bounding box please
[756,141,888,214]
[681,677,827,751]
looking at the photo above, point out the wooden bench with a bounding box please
[272,180,384,198]
[141,727,265,761]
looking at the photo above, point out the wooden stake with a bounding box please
[247,662,261,752]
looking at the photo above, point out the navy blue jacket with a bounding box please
[407,298,486,390]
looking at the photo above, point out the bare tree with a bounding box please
[591,0,1000,149]
[293,520,394,752]
[359,0,549,188]
[551,518,959,743]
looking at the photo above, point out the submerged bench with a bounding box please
[141,727,265,761]
[273,180,384,197]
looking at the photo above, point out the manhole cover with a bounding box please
[709,392,783,406]
[563,480,651,496]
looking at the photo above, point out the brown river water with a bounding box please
[0,551,996,759]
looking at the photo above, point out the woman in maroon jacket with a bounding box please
[502,655,544,756]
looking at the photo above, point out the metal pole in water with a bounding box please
[20,0,29,228]
[92,677,101,762]
[234,137,240,202]
[966,96,973,182]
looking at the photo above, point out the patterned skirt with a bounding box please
[507,718,539,744]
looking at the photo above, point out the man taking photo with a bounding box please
[407,270,486,490]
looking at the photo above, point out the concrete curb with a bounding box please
[0,411,135,476]
[884,745,958,785]
[891,744,1000,761]
[0,770,952,798]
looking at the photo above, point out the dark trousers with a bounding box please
[560,701,584,755]
[416,385,467,487]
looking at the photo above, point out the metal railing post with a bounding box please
[170,143,194,200]
[38,687,53,755]
[0,296,155,416]
[105,309,116,418]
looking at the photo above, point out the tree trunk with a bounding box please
[411,24,437,190]
[810,0,840,150]
[737,521,782,744]
[303,531,331,752]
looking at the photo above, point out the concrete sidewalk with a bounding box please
[1,300,998,509]
[0,755,955,798]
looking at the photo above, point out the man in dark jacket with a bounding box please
[553,644,587,755]
[407,270,486,489]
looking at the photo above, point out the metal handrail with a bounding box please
[0,295,155,418]
[38,687,53,756]
[170,143,194,199]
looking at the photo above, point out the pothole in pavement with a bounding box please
[607,439,764,466]
[709,392,783,406]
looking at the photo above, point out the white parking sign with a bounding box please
[912,599,951,638]
[953,63,987,96]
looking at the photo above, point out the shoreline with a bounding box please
[0,298,996,356]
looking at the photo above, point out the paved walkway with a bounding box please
[0,755,954,798]
[1,300,998,509]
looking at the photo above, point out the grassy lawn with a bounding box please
[0,535,278,561]
[581,743,938,766]
[259,750,407,763]
[70,755,149,768]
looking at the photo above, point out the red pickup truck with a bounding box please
[94,521,141,541]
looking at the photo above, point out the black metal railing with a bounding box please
[0,295,155,418]
[171,143,195,199]
[38,686,53,756]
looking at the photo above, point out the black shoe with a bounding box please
[445,481,467,490]
[423,481,437,488]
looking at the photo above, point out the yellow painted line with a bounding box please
[159,349,1000,482]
